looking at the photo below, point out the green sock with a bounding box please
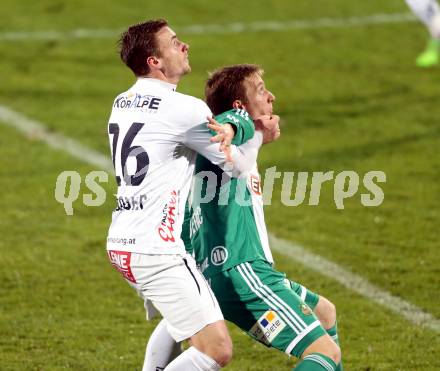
[326,322,339,346]
[326,323,343,371]
[416,38,440,67]
[293,353,337,370]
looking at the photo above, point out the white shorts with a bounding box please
[107,250,223,342]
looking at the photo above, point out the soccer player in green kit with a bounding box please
[144,65,343,371]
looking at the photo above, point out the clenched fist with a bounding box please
[254,115,281,144]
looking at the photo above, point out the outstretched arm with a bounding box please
[184,119,262,177]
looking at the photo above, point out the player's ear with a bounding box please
[232,100,244,110]
[147,56,160,69]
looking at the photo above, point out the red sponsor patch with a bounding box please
[250,175,261,195]
[107,250,136,283]
[158,190,178,242]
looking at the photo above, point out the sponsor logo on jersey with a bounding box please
[113,93,162,111]
[107,250,136,283]
[114,194,147,211]
[249,174,262,195]
[250,310,286,345]
[300,303,313,316]
[211,246,228,266]
[107,237,136,246]
[225,114,240,124]
[234,108,250,120]
[189,206,203,238]
[158,190,178,243]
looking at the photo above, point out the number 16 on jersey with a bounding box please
[108,122,150,187]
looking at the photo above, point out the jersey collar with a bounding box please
[135,78,177,91]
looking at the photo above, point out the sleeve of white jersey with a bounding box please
[182,98,262,177]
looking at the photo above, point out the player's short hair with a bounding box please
[119,19,168,76]
[205,64,263,115]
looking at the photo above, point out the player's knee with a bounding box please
[324,300,337,329]
[191,322,233,366]
[316,296,337,329]
[210,334,233,366]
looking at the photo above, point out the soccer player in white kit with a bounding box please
[105,19,279,370]
[406,0,440,67]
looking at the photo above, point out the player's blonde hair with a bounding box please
[205,64,263,115]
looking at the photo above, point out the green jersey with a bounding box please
[182,110,328,359]
[183,109,273,278]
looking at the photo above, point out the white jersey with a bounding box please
[106,78,261,255]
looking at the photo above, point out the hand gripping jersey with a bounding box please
[106,78,260,255]
[183,109,274,277]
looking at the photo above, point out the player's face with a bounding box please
[242,73,275,118]
[155,26,190,82]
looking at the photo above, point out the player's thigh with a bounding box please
[131,253,223,342]
[211,260,327,358]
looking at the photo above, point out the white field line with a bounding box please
[0,105,112,171]
[1,104,438,333]
[0,12,416,42]
[269,235,440,333]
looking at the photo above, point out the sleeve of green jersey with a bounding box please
[211,109,255,146]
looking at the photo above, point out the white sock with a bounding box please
[164,346,221,371]
[406,0,440,32]
[142,319,182,371]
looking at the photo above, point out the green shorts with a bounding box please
[288,279,320,311]
[209,260,326,358]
